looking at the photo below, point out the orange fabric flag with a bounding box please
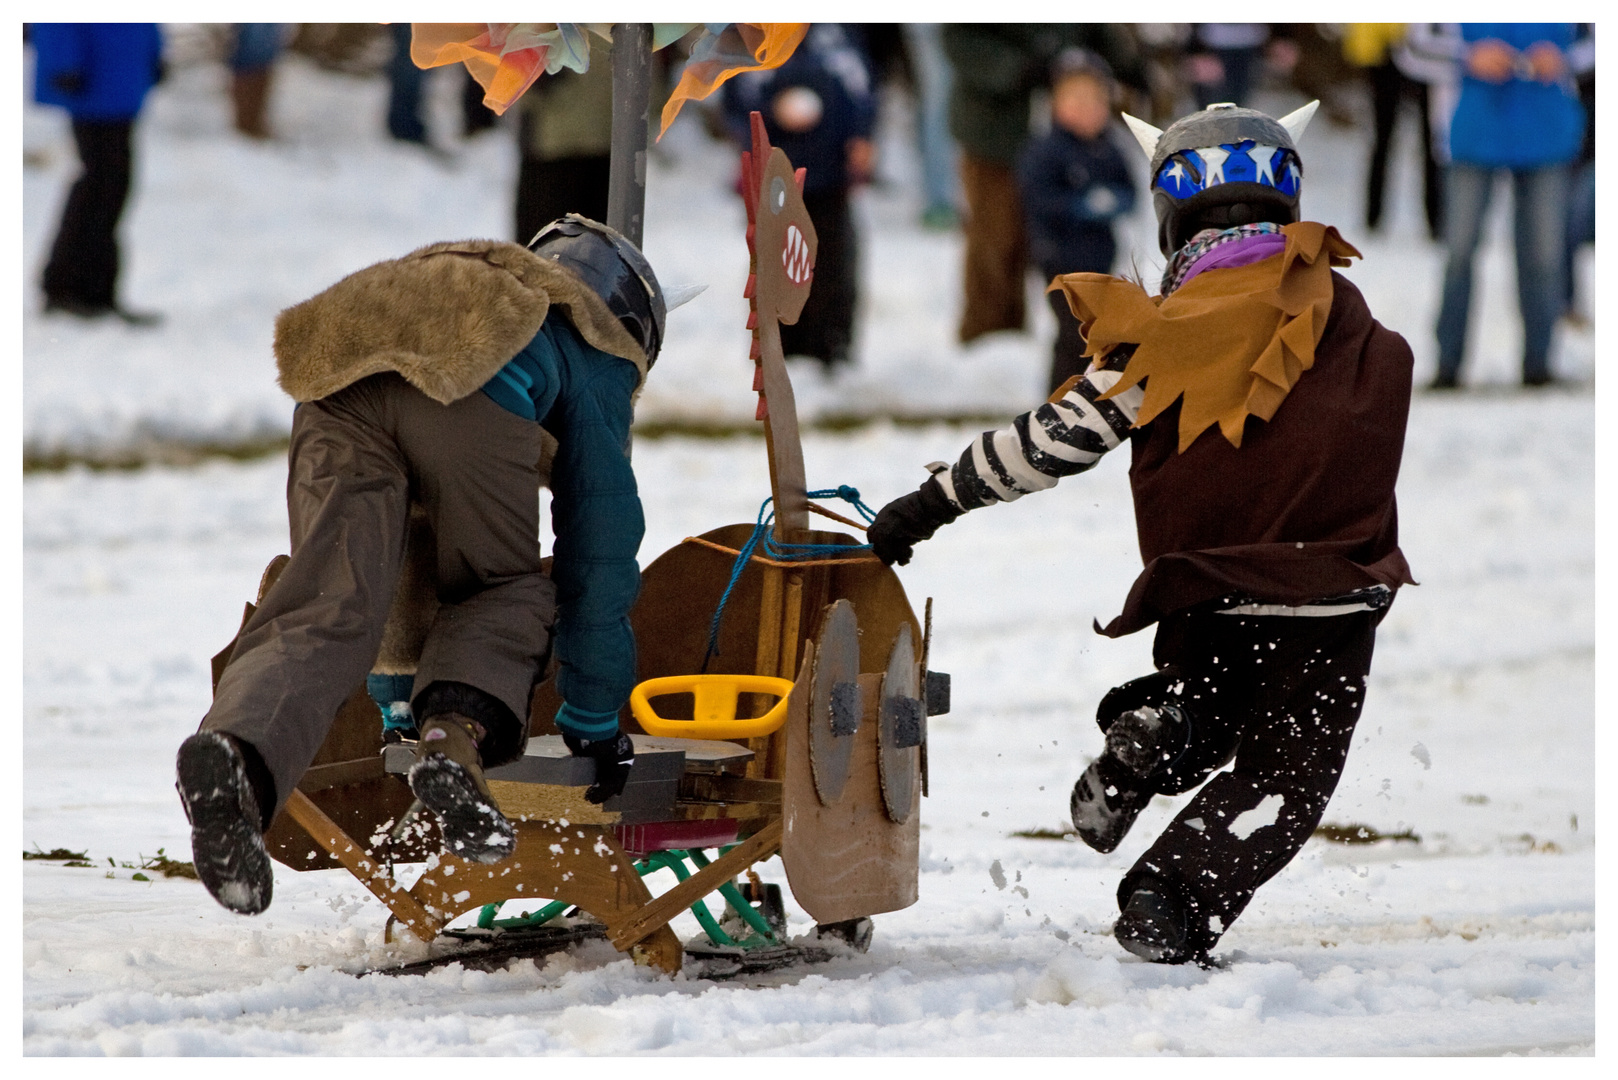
[1052,222,1361,453]
[409,23,589,116]
[659,23,809,136]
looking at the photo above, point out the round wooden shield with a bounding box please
[808,599,860,806]
[877,624,923,823]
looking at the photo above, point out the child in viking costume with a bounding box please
[868,103,1414,965]
[176,216,667,916]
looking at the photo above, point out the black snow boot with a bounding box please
[1069,752,1153,853]
[1114,876,1192,964]
[1105,704,1190,777]
[175,731,275,915]
[408,713,517,864]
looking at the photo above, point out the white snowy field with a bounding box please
[22,40,1598,1056]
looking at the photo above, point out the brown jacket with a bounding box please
[1099,270,1414,638]
[273,239,647,407]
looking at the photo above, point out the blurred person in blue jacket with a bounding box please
[723,23,876,372]
[1430,23,1592,389]
[31,22,164,325]
[1017,49,1137,393]
[176,218,669,917]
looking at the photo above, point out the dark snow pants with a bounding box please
[1101,606,1383,956]
[42,119,134,310]
[958,153,1027,343]
[203,373,555,820]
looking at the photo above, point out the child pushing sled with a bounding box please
[869,101,1415,966]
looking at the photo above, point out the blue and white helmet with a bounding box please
[1121,101,1319,255]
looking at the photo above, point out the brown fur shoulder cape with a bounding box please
[273,239,649,405]
[1052,222,1359,453]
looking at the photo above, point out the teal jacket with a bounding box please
[481,318,643,741]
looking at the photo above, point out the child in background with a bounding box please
[722,24,875,373]
[1017,49,1137,393]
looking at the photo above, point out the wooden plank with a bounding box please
[678,774,783,806]
[296,756,386,794]
[608,819,783,950]
[283,790,442,942]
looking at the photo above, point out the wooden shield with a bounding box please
[807,599,861,804]
[877,624,923,824]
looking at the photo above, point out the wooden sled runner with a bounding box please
[209,117,948,977]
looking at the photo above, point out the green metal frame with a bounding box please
[472,845,779,948]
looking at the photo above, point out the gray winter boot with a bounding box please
[175,731,274,915]
[408,713,517,864]
[1114,876,1192,964]
[1070,705,1191,852]
[1105,705,1190,776]
[1070,753,1153,853]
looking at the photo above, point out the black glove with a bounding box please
[49,70,86,96]
[867,479,963,566]
[563,731,635,805]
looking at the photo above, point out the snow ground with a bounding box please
[22,46,1597,1056]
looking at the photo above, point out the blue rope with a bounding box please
[700,487,876,669]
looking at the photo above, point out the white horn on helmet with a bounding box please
[1121,112,1164,161]
[663,282,708,312]
[1277,100,1319,144]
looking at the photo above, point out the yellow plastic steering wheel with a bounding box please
[629,674,796,740]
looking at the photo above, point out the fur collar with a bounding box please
[274,239,648,405]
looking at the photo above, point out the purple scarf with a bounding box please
[1160,223,1287,296]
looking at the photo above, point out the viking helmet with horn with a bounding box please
[1120,100,1319,255]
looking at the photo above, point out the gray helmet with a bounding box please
[1122,101,1319,255]
[527,215,667,365]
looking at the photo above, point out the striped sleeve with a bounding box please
[935,346,1143,512]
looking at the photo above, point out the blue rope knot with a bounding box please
[701,487,876,668]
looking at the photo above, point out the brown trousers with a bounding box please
[958,153,1028,344]
[204,374,555,819]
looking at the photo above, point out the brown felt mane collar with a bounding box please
[1052,221,1360,452]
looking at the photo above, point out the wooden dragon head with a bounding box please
[740,110,815,532]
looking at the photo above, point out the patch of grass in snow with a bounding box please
[1313,822,1421,845]
[26,846,200,879]
[1009,827,1077,841]
[632,411,1013,441]
[22,846,92,867]
[22,413,1016,473]
[23,435,292,474]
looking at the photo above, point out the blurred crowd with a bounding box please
[27,23,1595,390]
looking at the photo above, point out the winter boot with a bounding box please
[1114,876,1192,964]
[175,731,274,915]
[1069,753,1153,853]
[407,713,516,864]
[1105,704,1190,778]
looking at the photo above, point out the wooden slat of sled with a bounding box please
[608,819,784,951]
[284,789,441,941]
[781,651,920,925]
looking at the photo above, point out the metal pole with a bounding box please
[607,23,652,247]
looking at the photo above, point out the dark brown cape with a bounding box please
[1099,269,1415,638]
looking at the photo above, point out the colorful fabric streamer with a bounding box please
[659,23,809,135]
[408,23,807,133]
[409,23,608,115]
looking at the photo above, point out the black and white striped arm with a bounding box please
[936,347,1143,512]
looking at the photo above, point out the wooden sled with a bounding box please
[208,118,947,976]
